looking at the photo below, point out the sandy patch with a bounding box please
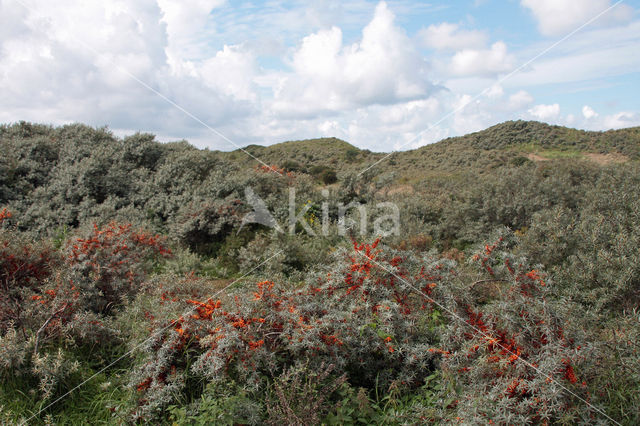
[527,153,549,162]
[387,185,415,196]
[583,153,628,165]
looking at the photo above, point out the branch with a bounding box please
[471,279,509,287]
[34,304,68,356]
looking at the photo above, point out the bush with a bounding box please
[130,233,596,423]
[265,363,346,425]
[0,218,172,407]
[437,232,590,424]
[309,166,337,184]
[130,239,447,420]
[0,208,60,332]
[319,169,338,184]
[66,222,172,314]
[281,160,305,173]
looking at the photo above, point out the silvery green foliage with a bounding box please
[63,222,171,315]
[519,164,640,313]
[237,231,340,281]
[0,326,28,370]
[171,196,243,255]
[264,362,347,425]
[31,348,80,401]
[0,218,170,403]
[130,230,609,423]
[168,380,263,425]
[0,221,59,333]
[158,246,223,277]
[438,230,592,424]
[130,241,448,420]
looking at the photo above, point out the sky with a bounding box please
[1,0,639,152]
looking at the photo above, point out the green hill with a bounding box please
[222,137,372,172]
[222,120,640,184]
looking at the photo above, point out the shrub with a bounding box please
[310,165,337,184]
[510,155,531,166]
[0,209,60,332]
[344,149,359,163]
[66,222,172,314]
[168,379,262,425]
[584,311,640,424]
[130,232,607,422]
[281,160,305,173]
[130,239,448,420]
[319,169,338,184]
[438,232,591,424]
[0,219,172,407]
[265,363,347,425]
[172,199,243,256]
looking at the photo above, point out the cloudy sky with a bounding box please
[1,0,639,151]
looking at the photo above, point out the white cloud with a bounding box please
[571,110,640,132]
[603,111,640,129]
[452,94,487,134]
[198,45,258,101]
[508,90,534,110]
[505,21,640,89]
[379,98,441,126]
[291,26,343,78]
[521,0,634,36]
[158,0,226,69]
[318,120,342,136]
[0,0,255,141]
[418,22,488,50]
[582,105,598,119]
[271,2,435,117]
[528,103,560,121]
[485,84,504,99]
[0,0,637,152]
[447,88,536,137]
[449,41,514,77]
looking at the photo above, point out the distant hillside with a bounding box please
[223,121,640,183]
[438,120,639,153]
[221,137,374,172]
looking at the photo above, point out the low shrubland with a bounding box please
[1,121,639,424]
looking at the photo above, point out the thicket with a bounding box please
[0,121,639,424]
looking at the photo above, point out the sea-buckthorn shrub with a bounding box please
[522,167,640,313]
[437,231,591,424]
[130,232,605,423]
[172,198,244,256]
[12,221,171,349]
[0,208,60,332]
[65,222,172,314]
[237,232,340,281]
[130,240,452,421]
[0,218,173,405]
[168,378,263,425]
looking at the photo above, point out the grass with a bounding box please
[0,367,131,425]
[510,143,584,160]
[535,149,583,159]
[0,341,134,425]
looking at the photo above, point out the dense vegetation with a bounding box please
[1,120,639,424]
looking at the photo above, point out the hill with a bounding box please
[222,120,640,184]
